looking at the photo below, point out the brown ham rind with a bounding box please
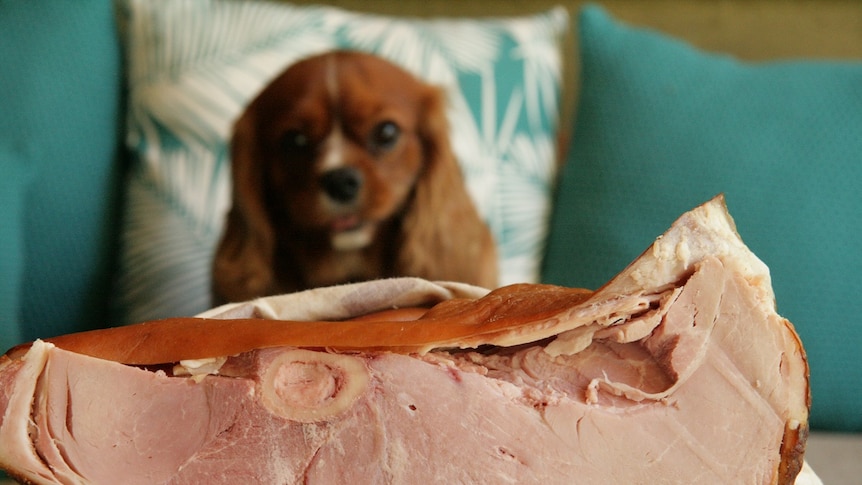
[4,196,790,365]
[0,195,810,484]
[5,284,593,365]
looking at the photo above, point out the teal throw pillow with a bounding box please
[115,0,568,323]
[543,5,862,432]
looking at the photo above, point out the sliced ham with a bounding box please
[0,195,810,484]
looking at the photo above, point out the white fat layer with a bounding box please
[175,356,228,381]
[0,340,58,483]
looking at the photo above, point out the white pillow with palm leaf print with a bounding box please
[114,0,569,324]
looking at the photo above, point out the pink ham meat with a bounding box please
[0,196,809,484]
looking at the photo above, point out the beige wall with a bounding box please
[288,0,862,158]
[289,0,862,60]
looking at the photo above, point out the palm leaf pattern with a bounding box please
[115,0,568,323]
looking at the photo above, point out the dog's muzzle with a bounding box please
[320,167,374,250]
[321,167,363,204]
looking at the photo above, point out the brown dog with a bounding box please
[212,51,497,304]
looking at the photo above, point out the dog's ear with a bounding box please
[397,87,499,288]
[212,108,276,304]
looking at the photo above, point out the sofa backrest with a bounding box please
[0,0,124,350]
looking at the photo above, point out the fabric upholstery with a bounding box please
[543,5,862,431]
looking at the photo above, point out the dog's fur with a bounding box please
[212,51,497,304]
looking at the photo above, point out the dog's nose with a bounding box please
[321,167,363,204]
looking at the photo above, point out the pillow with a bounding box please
[0,0,123,342]
[0,146,31,352]
[543,5,862,432]
[114,0,568,324]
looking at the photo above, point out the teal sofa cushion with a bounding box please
[544,5,862,431]
[114,0,568,323]
[0,0,124,345]
[0,147,31,352]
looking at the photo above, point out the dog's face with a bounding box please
[247,52,435,251]
[215,50,498,302]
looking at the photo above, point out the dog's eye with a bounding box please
[370,121,400,151]
[281,130,310,155]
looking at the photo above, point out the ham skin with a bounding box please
[0,195,809,484]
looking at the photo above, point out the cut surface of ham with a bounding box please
[0,196,810,484]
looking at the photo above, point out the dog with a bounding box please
[212,51,498,304]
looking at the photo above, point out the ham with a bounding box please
[0,196,809,484]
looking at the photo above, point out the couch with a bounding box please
[2,0,860,482]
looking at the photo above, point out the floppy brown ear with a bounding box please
[211,109,276,304]
[397,87,499,289]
